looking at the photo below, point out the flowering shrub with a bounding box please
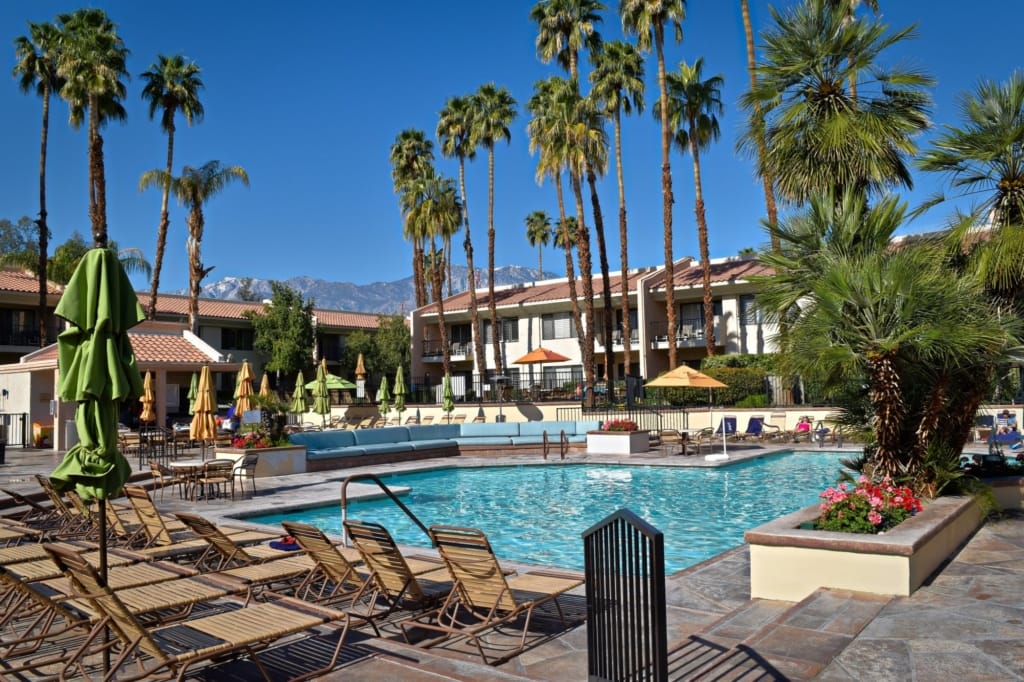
[231,430,272,449]
[603,419,639,432]
[815,476,923,534]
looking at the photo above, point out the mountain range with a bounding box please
[195,264,557,314]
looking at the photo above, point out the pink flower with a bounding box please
[868,511,883,525]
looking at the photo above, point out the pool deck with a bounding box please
[2,440,1022,680]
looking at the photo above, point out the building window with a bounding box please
[739,294,761,324]
[483,317,519,343]
[222,327,254,351]
[541,312,576,340]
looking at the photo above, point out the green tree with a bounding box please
[590,39,644,377]
[531,0,604,81]
[621,0,686,369]
[389,129,434,308]
[374,314,411,379]
[247,281,314,381]
[744,0,931,204]
[139,161,249,334]
[660,57,724,357]
[46,231,151,285]
[470,83,517,377]
[14,20,64,346]
[56,8,128,248]
[437,95,487,375]
[0,217,37,260]
[140,53,204,319]
[525,210,552,279]
[236,277,259,301]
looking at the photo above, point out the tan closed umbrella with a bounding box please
[234,360,255,415]
[139,371,156,423]
[259,373,272,399]
[190,365,217,443]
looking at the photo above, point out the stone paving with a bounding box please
[2,440,1022,681]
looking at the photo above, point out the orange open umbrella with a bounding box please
[513,347,571,365]
[644,365,727,389]
[139,371,156,423]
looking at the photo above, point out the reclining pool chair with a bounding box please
[402,524,584,665]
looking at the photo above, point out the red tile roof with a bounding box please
[22,330,220,367]
[646,258,774,290]
[0,269,63,295]
[144,293,382,330]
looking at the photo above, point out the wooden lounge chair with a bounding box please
[44,544,354,682]
[2,488,60,528]
[404,524,584,665]
[280,521,375,619]
[343,519,452,619]
[175,512,298,570]
[420,415,434,425]
[451,413,466,424]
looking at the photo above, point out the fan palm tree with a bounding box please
[389,129,435,308]
[744,0,931,205]
[437,95,487,381]
[531,0,604,81]
[621,0,686,369]
[525,210,552,279]
[659,58,724,357]
[470,83,517,377]
[590,39,644,378]
[13,20,64,346]
[140,53,204,320]
[55,8,129,248]
[139,162,249,334]
[824,0,880,99]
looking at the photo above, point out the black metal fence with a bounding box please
[0,413,29,447]
[584,508,667,682]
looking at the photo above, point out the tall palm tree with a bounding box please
[437,95,487,383]
[470,83,517,378]
[389,129,435,308]
[140,53,204,320]
[621,0,686,369]
[55,8,128,248]
[139,162,249,334]
[13,21,64,347]
[824,0,880,99]
[738,0,779,252]
[660,58,724,357]
[590,39,644,378]
[525,210,552,279]
[531,0,604,81]
[744,0,931,205]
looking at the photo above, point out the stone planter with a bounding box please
[744,495,984,601]
[586,430,650,455]
[214,445,307,477]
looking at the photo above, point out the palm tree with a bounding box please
[140,53,204,320]
[13,21,64,347]
[437,95,487,382]
[744,0,931,205]
[590,39,644,378]
[660,58,724,357]
[55,8,129,248]
[824,0,880,99]
[738,0,779,252]
[470,83,517,378]
[531,0,604,81]
[389,129,435,308]
[139,162,249,334]
[621,0,686,369]
[525,210,552,278]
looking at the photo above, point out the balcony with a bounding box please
[648,317,719,349]
[420,340,472,360]
[0,322,60,348]
[596,329,640,350]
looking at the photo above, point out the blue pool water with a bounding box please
[249,452,851,573]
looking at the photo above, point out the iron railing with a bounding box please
[0,413,28,447]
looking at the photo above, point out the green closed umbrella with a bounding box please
[289,370,309,417]
[393,366,407,419]
[377,375,391,418]
[312,358,331,428]
[187,372,199,415]
[442,373,455,422]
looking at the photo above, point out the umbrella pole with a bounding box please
[99,499,110,674]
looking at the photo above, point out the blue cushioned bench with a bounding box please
[291,420,602,472]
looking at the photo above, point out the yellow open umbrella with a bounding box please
[234,360,255,415]
[190,365,217,443]
[139,371,156,423]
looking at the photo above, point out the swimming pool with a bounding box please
[248,451,851,573]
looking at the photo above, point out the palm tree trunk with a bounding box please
[868,352,906,478]
[556,176,585,366]
[412,239,426,307]
[187,208,204,335]
[36,84,50,347]
[691,144,716,357]
[537,244,543,281]
[486,147,502,377]
[587,168,615,400]
[87,96,104,247]
[148,125,175,319]
[431,237,451,378]
[457,158,487,393]
[741,0,780,252]
[570,173,595,402]
[613,106,632,378]
[655,27,677,369]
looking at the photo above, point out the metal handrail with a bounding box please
[339,473,431,547]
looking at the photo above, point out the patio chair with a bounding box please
[740,415,767,441]
[194,458,235,501]
[43,543,354,682]
[403,525,584,665]
[762,412,787,440]
[280,521,374,616]
[175,511,300,571]
[1,488,61,529]
[421,415,435,425]
[343,518,453,619]
[452,413,467,424]
[34,475,90,536]
[232,452,260,499]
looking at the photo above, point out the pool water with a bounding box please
[249,452,852,573]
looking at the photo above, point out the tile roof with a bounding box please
[647,258,774,290]
[145,293,382,330]
[0,269,63,295]
[21,330,220,367]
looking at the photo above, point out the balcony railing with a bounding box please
[596,329,640,348]
[647,317,717,347]
[421,340,472,358]
[0,322,60,348]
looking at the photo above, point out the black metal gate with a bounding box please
[0,413,28,447]
[583,508,667,682]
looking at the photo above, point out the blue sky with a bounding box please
[1,1,1020,294]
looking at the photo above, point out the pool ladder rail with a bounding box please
[340,473,431,547]
[543,429,569,461]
